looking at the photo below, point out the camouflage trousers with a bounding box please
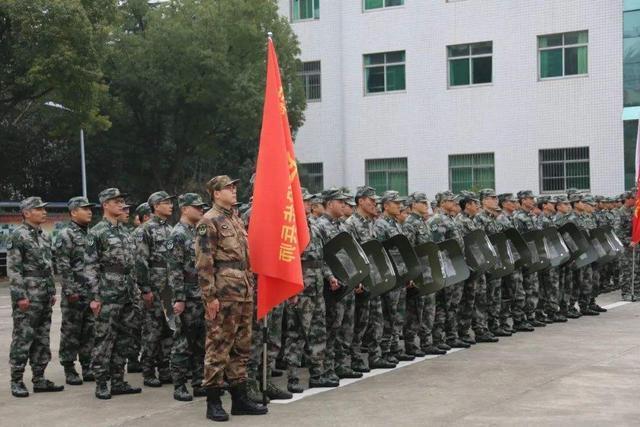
[522,272,540,321]
[325,290,355,371]
[403,289,424,353]
[363,296,384,361]
[620,248,640,297]
[202,301,252,388]
[59,298,95,367]
[434,283,463,343]
[486,277,502,331]
[10,300,53,382]
[141,292,173,378]
[418,293,436,347]
[170,299,205,387]
[472,275,489,335]
[538,267,560,315]
[248,302,283,380]
[124,298,142,360]
[458,276,477,337]
[91,301,137,383]
[597,262,615,293]
[503,271,525,325]
[284,269,327,379]
[573,265,595,310]
[352,292,370,368]
[559,264,574,313]
[380,288,402,355]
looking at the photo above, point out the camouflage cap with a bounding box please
[178,193,206,208]
[479,188,497,200]
[345,197,356,207]
[566,188,580,197]
[582,194,597,206]
[98,188,128,204]
[498,193,517,203]
[436,191,458,204]
[301,187,314,201]
[517,190,535,200]
[568,192,583,203]
[381,190,407,204]
[459,190,479,203]
[355,185,377,200]
[594,195,605,203]
[206,175,239,192]
[537,195,552,205]
[20,196,48,211]
[321,187,349,202]
[67,196,95,211]
[604,196,617,203]
[310,194,323,204]
[555,194,570,204]
[148,191,176,207]
[407,191,428,205]
[135,202,151,216]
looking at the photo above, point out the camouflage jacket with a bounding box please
[474,209,504,235]
[168,221,201,302]
[135,215,173,294]
[579,212,598,231]
[537,212,556,229]
[195,204,253,303]
[373,213,404,242]
[300,219,332,292]
[315,213,347,280]
[455,212,478,236]
[617,206,634,245]
[496,211,515,230]
[7,222,55,303]
[593,209,615,228]
[85,219,136,304]
[512,208,540,233]
[54,221,89,298]
[403,212,432,245]
[344,211,376,243]
[553,211,574,228]
[427,212,464,247]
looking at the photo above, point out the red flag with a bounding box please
[633,121,640,243]
[249,37,310,319]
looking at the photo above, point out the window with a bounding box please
[538,31,588,79]
[292,0,319,21]
[365,158,408,195]
[364,51,406,94]
[364,0,403,10]
[539,147,590,192]
[625,9,640,107]
[299,162,324,193]
[298,61,321,101]
[449,153,495,193]
[447,42,493,87]
[624,121,638,190]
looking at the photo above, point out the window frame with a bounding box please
[363,50,407,96]
[291,0,320,22]
[446,41,494,88]
[299,162,324,193]
[362,0,405,12]
[538,147,591,193]
[537,31,589,81]
[448,153,496,192]
[298,60,322,102]
[364,157,409,195]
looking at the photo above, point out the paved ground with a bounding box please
[0,284,638,427]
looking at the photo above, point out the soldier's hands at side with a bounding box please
[288,295,299,305]
[17,298,30,312]
[173,301,185,316]
[406,280,416,289]
[631,242,637,248]
[50,296,57,306]
[355,283,364,294]
[205,299,220,320]
[142,291,154,308]
[329,277,340,291]
[68,294,80,303]
[90,300,102,316]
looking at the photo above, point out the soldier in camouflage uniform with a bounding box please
[512,190,548,326]
[285,189,337,393]
[456,192,499,344]
[618,191,638,300]
[195,176,267,421]
[497,193,533,332]
[168,193,208,401]
[374,191,418,360]
[427,191,470,349]
[593,197,615,295]
[403,193,448,355]
[474,189,511,337]
[55,196,96,386]
[136,191,176,387]
[553,195,580,318]
[86,188,142,399]
[536,196,567,323]
[8,197,65,398]
[578,195,607,313]
[309,195,325,224]
[316,188,363,381]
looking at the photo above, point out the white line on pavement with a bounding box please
[602,301,631,310]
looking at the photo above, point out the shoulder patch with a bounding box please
[87,235,95,246]
[221,224,229,230]
[166,239,174,250]
[6,240,12,250]
[198,224,208,236]
[136,233,144,242]
[55,238,63,248]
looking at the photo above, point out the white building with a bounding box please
[277,0,625,197]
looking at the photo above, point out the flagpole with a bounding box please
[632,247,637,302]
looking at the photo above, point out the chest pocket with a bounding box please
[218,224,238,251]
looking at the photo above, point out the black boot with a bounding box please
[143,373,162,388]
[265,382,293,400]
[111,380,142,395]
[230,382,268,416]
[81,365,95,382]
[421,345,447,355]
[11,380,29,398]
[287,377,304,393]
[127,357,143,373]
[33,378,64,393]
[193,385,208,397]
[173,383,193,401]
[63,364,83,386]
[309,375,339,388]
[95,381,111,400]
[206,388,229,422]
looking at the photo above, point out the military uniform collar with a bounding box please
[23,221,42,234]
[179,220,195,230]
[152,215,169,225]
[354,211,371,222]
[213,203,233,217]
[321,213,341,224]
[70,220,88,231]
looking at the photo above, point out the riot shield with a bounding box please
[360,240,397,299]
[521,230,551,273]
[589,228,618,265]
[601,226,625,258]
[382,234,422,290]
[437,239,470,286]
[413,241,446,296]
[486,232,516,279]
[323,232,370,301]
[574,229,598,269]
[464,229,498,274]
[542,227,571,268]
[504,228,532,269]
[558,223,591,261]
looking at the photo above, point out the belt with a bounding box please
[23,270,50,278]
[214,261,247,270]
[150,261,167,268]
[302,260,323,269]
[103,265,132,275]
[183,272,198,284]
